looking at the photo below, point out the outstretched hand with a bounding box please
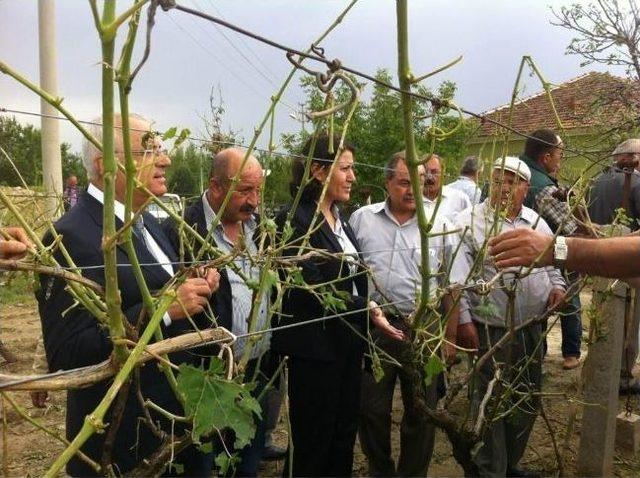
[487,228,554,269]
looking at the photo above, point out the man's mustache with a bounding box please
[240,204,256,213]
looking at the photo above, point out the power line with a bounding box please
[169,2,612,159]
[166,13,280,110]
[168,2,299,114]
[0,106,391,171]
[189,0,278,88]
[1,105,613,178]
[204,0,281,82]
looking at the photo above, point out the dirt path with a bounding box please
[2,294,640,476]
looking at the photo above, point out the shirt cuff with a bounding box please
[162,312,172,327]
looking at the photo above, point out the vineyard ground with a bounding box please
[2,292,640,477]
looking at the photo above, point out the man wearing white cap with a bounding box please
[450,156,566,478]
[588,138,640,394]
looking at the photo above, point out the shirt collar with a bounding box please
[481,199,536,224]
[518,205,538,224]
[87,183,128,223]
[369,201,386,214]
[374,199,418,225]
[520,153,555,181]
[423,189,449,204]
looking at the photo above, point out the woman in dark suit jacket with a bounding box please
[273,135,404,477]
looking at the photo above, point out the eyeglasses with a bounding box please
[130,146,169,156]
[107,147,169,157]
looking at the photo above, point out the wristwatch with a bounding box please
[553,236,568,267]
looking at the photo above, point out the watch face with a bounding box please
[554,238,568,261]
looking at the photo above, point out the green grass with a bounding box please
[0,271,35,304]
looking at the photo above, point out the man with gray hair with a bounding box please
[447,155,482,205]
[588,138,640,394]
[588,138,640,229]
[36,114,220,476]
[350,151,460,477]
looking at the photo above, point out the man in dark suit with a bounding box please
[36,114,219,476]
[164,147,271,476]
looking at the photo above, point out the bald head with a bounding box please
[210,147,261,183]
[207,147,264,224]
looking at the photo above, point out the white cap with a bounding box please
[613,139,640,156]
[493,156,531,182]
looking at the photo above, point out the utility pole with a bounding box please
[38,0,63,219]
[298,102,307,132]
[289,102,308,133]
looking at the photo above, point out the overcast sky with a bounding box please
[0,0,624,154]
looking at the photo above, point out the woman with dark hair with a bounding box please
[273,134,404,477]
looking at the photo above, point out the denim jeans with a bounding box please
[560,293,582,358]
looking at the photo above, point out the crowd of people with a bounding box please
[2,116,640,478]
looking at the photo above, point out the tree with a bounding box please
[552,0,640,80]
[167,142,209,199]
[280,69,475,204]
[552,2,640,172]
[0,116,86,187]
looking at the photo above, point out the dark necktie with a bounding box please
[132,217,149,250]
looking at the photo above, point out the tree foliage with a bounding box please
[0,116,86,187]
[167,142,210,200]
[280,69,476,205]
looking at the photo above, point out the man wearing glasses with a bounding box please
[36,114,219,476]
[421,153,471,221]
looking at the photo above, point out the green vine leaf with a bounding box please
[245,278,260,291]
[177,358,261,447]
[262,218,277,235]
[175,127,191,149]
[281,221,294,243]
[423,354,445,388]
[162,126,178,140]
[289,267,306,287]
[474,299,499,320]
[321,289,347,313]
[370,347,385,383]
[215,452,241,475]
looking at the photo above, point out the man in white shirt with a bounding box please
[350,152,459,477]
[450,156,565,478]
[447,155,482,205]
[422,153,472,222]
